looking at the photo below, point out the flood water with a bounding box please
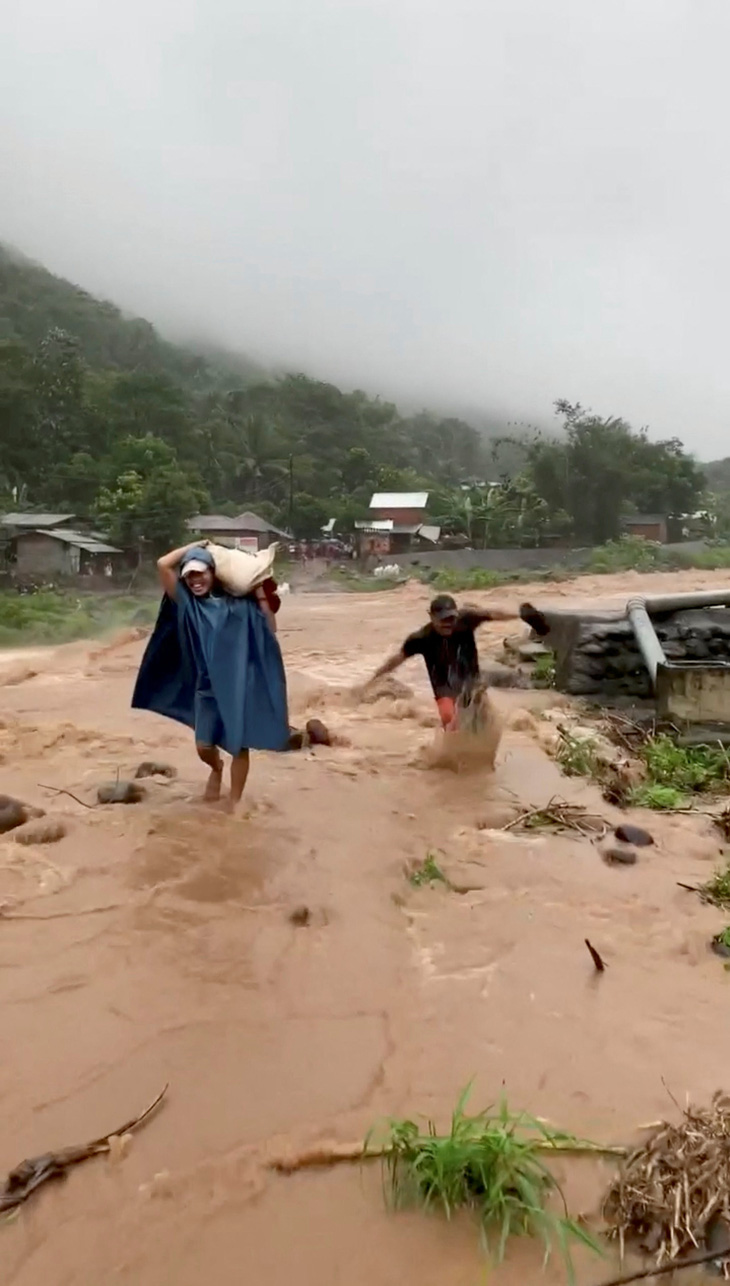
[1,569,730,1285]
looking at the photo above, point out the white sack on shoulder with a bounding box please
[207,542,278,596]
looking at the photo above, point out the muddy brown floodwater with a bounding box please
[2,570,730,1286]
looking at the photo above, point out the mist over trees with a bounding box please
[0,246,712,551]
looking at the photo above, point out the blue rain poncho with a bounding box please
[132,570,289,755]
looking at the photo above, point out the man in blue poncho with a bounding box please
[132,541,290,806]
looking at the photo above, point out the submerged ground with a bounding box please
[1,568,730,1286]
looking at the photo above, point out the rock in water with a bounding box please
[0,795,44,835]
[14,818,67,845]
[289,906,311,927]
[305,718,331,746]
[614,823,654,847]
[135,761,178,780]
[97,782,145,805]
[600,841,638,866]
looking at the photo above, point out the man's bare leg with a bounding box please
[196,743,223,801]
[230,750,250,805]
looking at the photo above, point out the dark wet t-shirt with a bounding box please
[402,611,484,698]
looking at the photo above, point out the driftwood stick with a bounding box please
[596,1243,730,1285]
[585,939,606,972]
[37,784,95,810]
[266,1137,625,1175]
[0,1084,168,1214]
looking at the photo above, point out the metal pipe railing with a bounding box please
[626,597,667,688]
[639,589,730,614]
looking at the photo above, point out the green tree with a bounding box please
[521,402,703,545]
[0,339,40,495]
[95,434,208,553]
[283,492,329,539]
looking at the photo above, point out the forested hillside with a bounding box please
[704,458,730,495]
[0,245,491,547]
[0,245,709,552]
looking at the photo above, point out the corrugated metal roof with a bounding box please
[236,511,291,538]
[623,514,666,525]
[188,512,291,538]
[355,520,394,532]
[29,529,122,554]
[1,512,75,528]
[187,514,250,532]
[369,492,429,510]
[418,524,441,543]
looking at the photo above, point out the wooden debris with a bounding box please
[596,1243,730,1285]
[38,784,94,810]
[602,1093,730,1275]
[585,939,606,972]
[501,797,607,838]
[266,1134,625,1176]
[0,1085,168,1214]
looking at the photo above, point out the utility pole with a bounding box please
[288,454,294,534]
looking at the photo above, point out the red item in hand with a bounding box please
[260,577,281,615]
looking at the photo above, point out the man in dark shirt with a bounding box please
[365,593,521,729]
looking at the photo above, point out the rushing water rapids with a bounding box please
[1,569,730,1286]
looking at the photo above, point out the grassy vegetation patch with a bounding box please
[555,729,602,779]
[372,1088,602,1275]
[408,853,449,888]
[0,590,158,646]
[698,863,730,909]
[640,735,730,793]
[555,721,730,813]
[626,782,685,811]
[330,569,401,593]
[532,650,556,688]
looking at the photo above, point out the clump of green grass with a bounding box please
[639,735,730,794]
[532,650,556,688]
[554,721,730,812]
[698,863,730,909]
[373,1088,602,1275]
[556,729,602,779]
[431,567,510,592]
[714,925,730,950]
[589,535,666,574]
[626,782,685,811]
[409,853,449,888]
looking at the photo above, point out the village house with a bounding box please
[623,514,668,543]
[11,528,124,578]
[0,512,124,578]
[187,511,290,552]
[354,491,440,556]
[1,512,77,537]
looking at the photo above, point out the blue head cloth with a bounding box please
[180,546,215,575]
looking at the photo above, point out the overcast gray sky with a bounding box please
[3,0,730,455]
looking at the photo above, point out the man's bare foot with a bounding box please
[203,765,223,801]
